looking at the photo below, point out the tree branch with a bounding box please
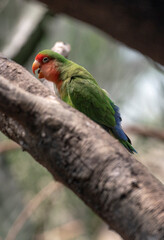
[0,56,164,240]
[126,125,164,141]
[0,140,20,153]
[36,0,164,65]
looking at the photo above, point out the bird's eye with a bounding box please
[42,57,49,63]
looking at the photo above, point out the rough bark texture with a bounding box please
[35,0,164,65]
[0,56,164,240]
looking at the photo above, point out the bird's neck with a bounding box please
[41,60,63,92]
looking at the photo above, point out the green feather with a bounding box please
[39,49,68,64]
[40,50,136,153]
[66,78,116,127]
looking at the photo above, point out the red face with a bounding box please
[32,53,62,90]
[32,53,51,79]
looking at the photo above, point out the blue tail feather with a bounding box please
[110,102,137,153]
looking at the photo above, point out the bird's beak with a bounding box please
[32,60,44,79]
[32,60,40,74]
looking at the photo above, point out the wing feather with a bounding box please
[67,77,116,127]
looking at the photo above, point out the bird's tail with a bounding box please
[110,127,137,154]
[119,139,137,154]
[106,102,137,153]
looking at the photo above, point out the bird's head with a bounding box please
[32,49,68,84]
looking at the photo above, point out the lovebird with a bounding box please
[32,49,136,153]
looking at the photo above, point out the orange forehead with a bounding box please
[35,53,49,62]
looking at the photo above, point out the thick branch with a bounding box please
[0,57,164,240]
[36,0,164,65]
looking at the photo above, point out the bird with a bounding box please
[32,49,136,153]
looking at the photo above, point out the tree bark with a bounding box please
[36,0,164,66]
[0,55,164,240]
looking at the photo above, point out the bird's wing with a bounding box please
[67,77,116,128]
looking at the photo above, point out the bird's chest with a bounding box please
[60,81,74,107]
[42,61,62,91]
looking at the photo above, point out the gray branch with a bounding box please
[0,55,164,240]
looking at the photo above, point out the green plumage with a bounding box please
[38,50,136,153]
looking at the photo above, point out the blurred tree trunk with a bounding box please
[36,0,164,65]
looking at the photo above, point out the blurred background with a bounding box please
[0,0,164,239]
